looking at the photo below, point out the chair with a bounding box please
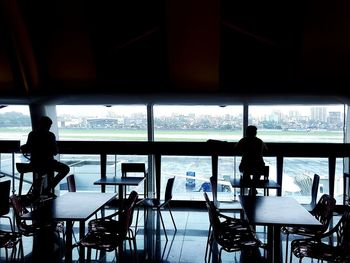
[10,194,65,259]
[0,180,22,262]
[290,207,350,263]
[209,176,243,217]
[121,163,147,199]
[75,190,139,262]
[301,173,320,212]
[135,176,176,240]
[0,180,14,232]
[203,192,265,263]
[281,193,336,263]
[66,173,77,192]
[16,163,55,207]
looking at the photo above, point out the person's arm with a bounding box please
[49,133,59,156]
[20,132,33,153]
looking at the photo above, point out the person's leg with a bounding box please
[51,161,70,190]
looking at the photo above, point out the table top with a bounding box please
[239,196,322,228]
[231,178,280,189]
[94,176,146,186]
[22,192,117,221]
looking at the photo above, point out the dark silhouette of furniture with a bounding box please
[240,165,270,196]
[121,163,147,199]
[66,174,77,192]
[290,207,350,263]
[0,180,21,262]
[0,180,14,232]
[204,192,264,263]
[10,194,64,260]
[209,176,243,217]
[281,193,336,263]
[75,190,139,262]
[16,162,55,206]
[239,195,322,263]
[301,173,320,212]
[20,192,117,263]
[135,176,176,240]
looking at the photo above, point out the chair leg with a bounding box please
[285,232,289,263]
[87,247,92,262]
[135,206,140,235]
[167,204,177,231]
[158,209,168,241]
[205,225,211,263]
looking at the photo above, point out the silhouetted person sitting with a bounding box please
[235,125,268,195]
[21,116,70,197]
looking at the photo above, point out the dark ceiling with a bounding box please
[1,0,350,104]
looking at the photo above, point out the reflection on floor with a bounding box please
[0,206,341,262]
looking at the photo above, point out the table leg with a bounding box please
[267,226,273,262]
[272,226,282,263]
[267,225,282,263]
[79,220,85,263]
[65,220,73,263]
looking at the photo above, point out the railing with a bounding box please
[1,140,349,202]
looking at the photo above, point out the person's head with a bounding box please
[246,125,257,137]
[38,116,53,131]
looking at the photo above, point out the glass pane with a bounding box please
[282,157,343,204]
[59,154,102,193]
[116,155,148,198]
[154,105,243,141]
[161,156,212,201]
[249,105,344,143]
[154,105,243,201]
[56,105,147,141]
[0,105,31,144]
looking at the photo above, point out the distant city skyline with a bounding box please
[0,104,345,118]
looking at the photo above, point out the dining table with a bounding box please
[239,195,322,263]
[231,178,281,196]
[21,192,117,263]
[94,176,146,207]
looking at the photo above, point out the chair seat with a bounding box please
[292,238,349,262]
[0,230,21,248]
[140,198,161,207]
[88,218,122,232]
[78,231,125,251]
[214,200,242,211]
[281,225,322,237]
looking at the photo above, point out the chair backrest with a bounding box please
[310,174,320,208]
[9,194,30,234]
[344,173,350,206]
[209,176,219,207]
[164,177,175,203]
[337,208,350,251]
[121,163,146,177]
[311,193,336,233]
[119,190,139,237]
[0,180,11,216]
[66,174,76,192]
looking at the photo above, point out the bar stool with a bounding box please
[16,163,54,205]
[240,165,269,196]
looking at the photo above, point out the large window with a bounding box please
[56,105,148,193]
[248,105,344,143]
[249,105,345,203]
[0,105,31,144]
[154,105,243,200]
[56,105,147,141]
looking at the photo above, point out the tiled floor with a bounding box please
[0,206,341,262]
